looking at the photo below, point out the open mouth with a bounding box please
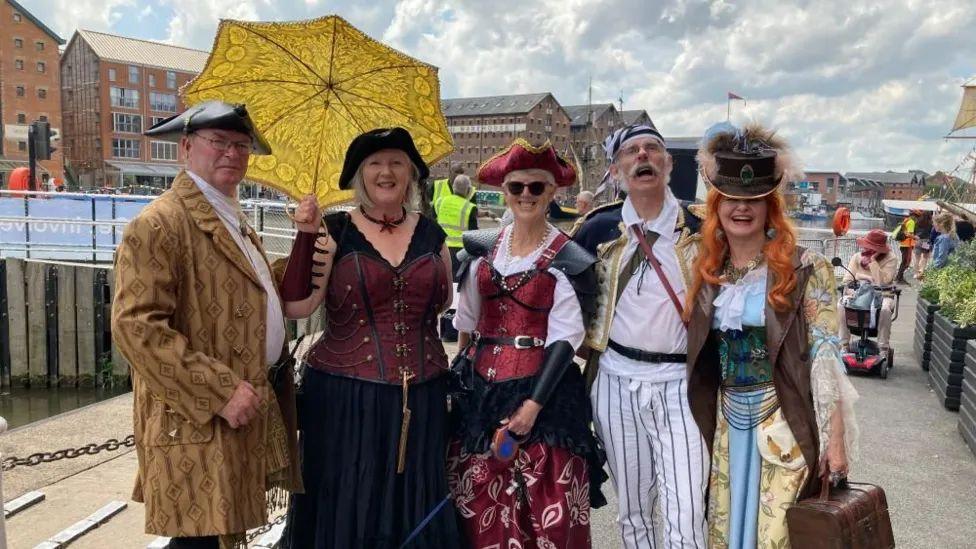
[730,215,754,226]
[634,164,656,178]
[375,180,397,189]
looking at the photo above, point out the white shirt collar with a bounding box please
[187,170,243,229]
[621,189,678,240]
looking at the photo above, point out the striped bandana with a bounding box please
[603,124,666,163]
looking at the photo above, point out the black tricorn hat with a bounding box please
[338,127,429,190]
[143,100,272,155]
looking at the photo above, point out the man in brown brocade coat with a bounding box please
[112,101,301,549]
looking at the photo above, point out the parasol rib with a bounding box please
[332,87,442,134]
[259,88,331,133]
[333,63,430,87]
[238,25,329,86]
[188,78,326,95]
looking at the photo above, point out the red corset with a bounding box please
[306,252,449,384]
[470,233,569,382]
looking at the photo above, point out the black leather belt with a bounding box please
[608,339,687,363]
[472,332,546,349]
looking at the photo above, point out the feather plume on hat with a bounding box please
[696,122,804,198]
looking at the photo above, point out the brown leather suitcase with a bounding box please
[786,477,895,548]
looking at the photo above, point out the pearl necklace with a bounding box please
[504,224,552,270]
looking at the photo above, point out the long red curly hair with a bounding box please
[684,188,798,320]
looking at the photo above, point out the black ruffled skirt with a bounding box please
[282,369,461,548]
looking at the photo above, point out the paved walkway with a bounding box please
[3,288,975,548]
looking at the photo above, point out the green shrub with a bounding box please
[921,263,976,327]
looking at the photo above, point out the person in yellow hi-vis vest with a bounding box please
[434,174,479,274]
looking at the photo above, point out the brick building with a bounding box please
[621,109,653,127]
[845,171,926,202]
[0,0,65,187]
[430,93,572,184]
[563,103,623,193]
[785,171,845,208]
[60,30,209,191]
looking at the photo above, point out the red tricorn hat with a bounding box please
[477,139,577,187]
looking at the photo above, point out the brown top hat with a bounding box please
[856,229,890,254]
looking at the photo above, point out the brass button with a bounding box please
[363,336,371,343]
[359,319,367,326]
[366,354,373,361]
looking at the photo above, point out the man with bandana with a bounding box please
[575,124,708,548]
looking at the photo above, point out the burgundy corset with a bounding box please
[470,233,568,382]
[306,252,449,384]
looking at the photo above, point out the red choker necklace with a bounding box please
[359,205,407,233]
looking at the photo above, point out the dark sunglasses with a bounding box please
[505,181,548,196]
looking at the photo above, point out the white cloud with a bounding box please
[23,0,976,174]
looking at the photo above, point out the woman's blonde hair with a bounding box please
[934,212,956,236]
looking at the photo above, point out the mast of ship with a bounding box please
[944,76,976,203]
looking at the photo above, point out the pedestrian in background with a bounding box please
[912,211,934,279]
[434,173,479,274]
[932,212,960,269]
[893,210,919,284]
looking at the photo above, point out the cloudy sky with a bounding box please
[26,0,976,175]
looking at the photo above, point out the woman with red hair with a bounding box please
[684,123,859,548]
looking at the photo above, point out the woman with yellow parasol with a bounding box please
[279,128,459,547]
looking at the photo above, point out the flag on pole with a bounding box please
[728,91,744,100]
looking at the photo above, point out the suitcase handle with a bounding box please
[818,471,849,501]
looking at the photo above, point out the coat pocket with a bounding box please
[756,409,806,471]
[143,397,215,447]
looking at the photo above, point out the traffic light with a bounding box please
[30,120,54,160]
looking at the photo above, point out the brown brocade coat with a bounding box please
[112,172,301,537]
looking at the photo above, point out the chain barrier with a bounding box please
[245,513,287,543]
[1,434,135,472]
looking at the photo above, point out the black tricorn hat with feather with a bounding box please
[697,122,803,199]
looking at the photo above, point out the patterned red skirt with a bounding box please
[447,440,592,549]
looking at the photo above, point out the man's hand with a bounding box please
[218,381,261,429]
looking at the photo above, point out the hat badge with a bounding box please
[740,163,755,185]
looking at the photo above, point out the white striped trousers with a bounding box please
[591,370,709,549]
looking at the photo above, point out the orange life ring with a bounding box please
[833,207,851,236]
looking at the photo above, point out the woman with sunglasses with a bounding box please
[278,128,460,548]
[447,139,607,548]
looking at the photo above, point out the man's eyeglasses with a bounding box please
[505,181,548,196]
[194,134,252,154]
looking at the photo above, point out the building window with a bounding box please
[15,59,24,70]
[18,141,27,151]
[128,65,139,83]
[12,12,21,22]
[112,138,141,159]
[148,74,156,87]
[166,71,176,89]
[150,116,168,127]
[36,61,45,73]
[151,141,178,161]
[14,38,23,48]
[17,113,26,124]
[35,41,44,51]
[39,115,47,122]
[37,88,47,99]
[827,177,834,190]
[16,86,25,97]
[149,92,178,112]
[113,113,143,134]
[109,68,117,81]
[110,87,140,108]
